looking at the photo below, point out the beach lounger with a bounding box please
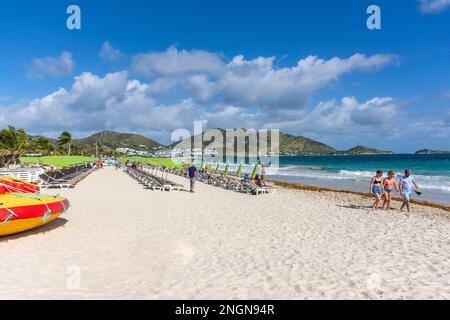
[127,166,183,192]
[242,181,269,195]
[225,178,244,191]
[39,173,74,189]
[216,176,234,189]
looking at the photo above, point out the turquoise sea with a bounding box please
[270,154,450,205]
[206,154,450,205]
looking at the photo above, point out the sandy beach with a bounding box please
[1,166,449,299]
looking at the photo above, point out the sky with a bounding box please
[0,0,449,152]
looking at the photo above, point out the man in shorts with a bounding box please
[399,169,421,212]
[188,163,197,193]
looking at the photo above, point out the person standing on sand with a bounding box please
[188,163,197,193]
[370,170,383,210]
[399,169,421,212]
[382,170,399,211]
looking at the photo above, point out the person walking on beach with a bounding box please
[370,170,383,210]
[188,163,197,193]
[382,170,399,211]
[399,169,421,212]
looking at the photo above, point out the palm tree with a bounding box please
[0,126,29,165]
[57,131,73,156]
[30,136,55,155]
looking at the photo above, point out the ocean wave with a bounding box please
[206,163,450,193]
[269,166,450,192]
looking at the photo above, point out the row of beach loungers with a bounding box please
[125,162,276,195]
[39,164,94,189]
[165,165,277,195]
[171,169,276,195]
[125,165,184,192]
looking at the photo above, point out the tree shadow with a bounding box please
[0,218,68,243]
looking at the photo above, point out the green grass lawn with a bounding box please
[20,155,182,169]
[119,156,182,169]
[20,156,95,168]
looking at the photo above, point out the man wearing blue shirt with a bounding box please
[188,163,197,193]
[399,169,421,212]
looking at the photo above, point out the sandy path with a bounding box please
[1,167,449,299]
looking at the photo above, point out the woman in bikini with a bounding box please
[382,170,399,211]
[370,170,383,210]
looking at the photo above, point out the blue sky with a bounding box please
[0,0,449,152]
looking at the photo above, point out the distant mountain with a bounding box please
[73,131,163,150]
[25,129,393,157]
[415,149,450,155]
[338,145,394,155]
[279,133,336,154]
[170,128,336,155]
[169,128,390,155]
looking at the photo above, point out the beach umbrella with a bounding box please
[236,161,243,177]
[214,162,220,174]
[251,162,259,179]
[224,162,229,176]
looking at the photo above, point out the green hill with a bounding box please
[279,133,336,154]
[170,128,393,155]
[73,131,163,150]
[23,129,392,157]
[338,145,394,155]
[170,128,336,155]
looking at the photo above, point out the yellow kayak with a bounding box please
[0,178,70,237]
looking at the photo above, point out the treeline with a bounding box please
[0,126,76,166]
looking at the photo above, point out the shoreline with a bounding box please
[215,170,450,212]
[268,179,450,212]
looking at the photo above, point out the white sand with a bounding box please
[1,167,449,299]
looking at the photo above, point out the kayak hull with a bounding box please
[0,211,63,236]
[0,194,70,237]
[0,176,40,194]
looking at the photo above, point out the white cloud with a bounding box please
[299,96,400,134]
[132,46,225,77]
[418,0,450,13]
[1,50,410,145]
[2,68,448,148]
[217,53,395,109]
[99,41,124,62]
[199,96,449,151]
[0,71,193,142]
[181,74,217,103]
[132,48,395,110]
[27,52,74,80]
[201,96,401,137]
